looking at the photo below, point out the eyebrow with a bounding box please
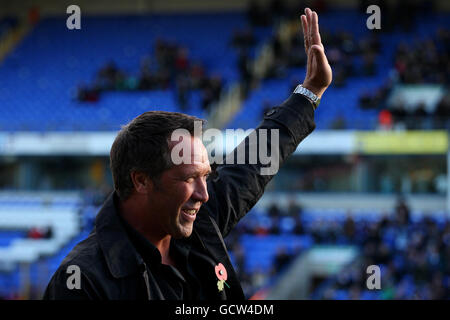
[184,167,212,178]
[199,168,212,176]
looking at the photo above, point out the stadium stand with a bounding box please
[0,192,82,298]
[0,1,448,300]
[226,9,449,130]
[1,8,447,131]
[0,13,271,131]
[225,201,450,299]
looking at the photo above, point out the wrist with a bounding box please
[294,84,321,110]
[301,82,326,99]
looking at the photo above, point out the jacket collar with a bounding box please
[95,191,143,278]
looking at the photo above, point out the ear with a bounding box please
[130,171,152,195]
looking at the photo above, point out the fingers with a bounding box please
[301,8,313,55]
[301,15,309,54]
[302,9,319,52]
[306,8,312,52]
[303,8,323,50]
[302,8,327,70]
[311,11,322,48]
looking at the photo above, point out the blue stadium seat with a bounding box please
[0,13,271,131]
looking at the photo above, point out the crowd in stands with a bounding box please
[2,189,448,300]
[225,200,309,298]
[264,25,381,86]
[73,0,449,130]
[247,0,330,28]
[226,198,450,299]
[234,0,384,121]
[236,0,449,131]
[76,39,223,113]
[359,28,450,130]
[27,226,53,240]
[312,200,450,299]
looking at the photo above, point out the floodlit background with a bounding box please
[0,0,449,300]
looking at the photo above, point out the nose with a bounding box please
[192,177,209,204]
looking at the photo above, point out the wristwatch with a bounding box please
[293,84,321,110]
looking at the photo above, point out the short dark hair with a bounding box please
[110,111,205,201]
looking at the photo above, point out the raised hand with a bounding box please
[301,8,332,98]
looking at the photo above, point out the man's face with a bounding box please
[147,135,211,239]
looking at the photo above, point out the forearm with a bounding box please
[205,93,315,237]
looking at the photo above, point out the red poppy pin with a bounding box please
[215,263,230,292]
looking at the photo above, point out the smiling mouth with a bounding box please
[181,208,198,222]
[182,209,197,215]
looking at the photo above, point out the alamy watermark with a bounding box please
[170,121,280,176]
[66,5,81,30]
[67,5,380,31]
[66,264,81,290]
[366,5,381,30]
[366,265,381,290]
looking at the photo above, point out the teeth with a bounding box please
[184,209,196,215]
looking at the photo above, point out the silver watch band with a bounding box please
[293,84,320,109]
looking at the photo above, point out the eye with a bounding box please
[185,177,195,183]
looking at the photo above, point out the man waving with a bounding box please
[44,8,332,300]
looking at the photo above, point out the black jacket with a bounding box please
[43,94,316,300]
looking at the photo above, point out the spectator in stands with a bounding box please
[287,199,302,218]
[27,227,44,239]
[76,37,223,109]
[247,0,271,27]
[238,50,253,97]
[394,35,448,86]
[362,52,377,76]
[175,47,190,74]
[293,215,305,235]
[377,109,393,130]
[434,93,450,129]
[39,226,53,239]
[175,74,190,111]
[270,0,287,25]
[200,75,223,113]
[268,203,282,218]
[394,197,411,226]
[269,216,281,234]
[189,62,207,89]
[359,91,372,109]
[97,61,122,90]
[274,246,292,271]
[210,75,224,103]
[343,214,356,242]
[230,27,256,51]
[76,83,100,103]
[138,56,155,90]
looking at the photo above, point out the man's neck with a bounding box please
[119,196,172,264]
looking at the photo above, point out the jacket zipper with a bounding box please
[141,262,151,300]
